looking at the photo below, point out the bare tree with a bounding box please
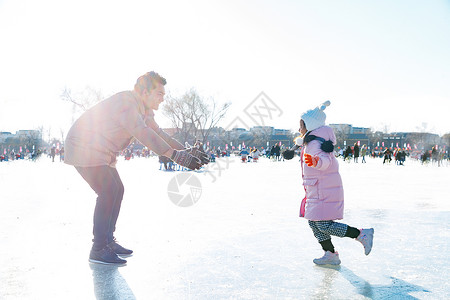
[162,91,191,143]
[162,88,231,144]
[442,133,450,149]
[46,126,52,144]
[60,127,65,145]
[334,127,347,149]
[61,86,104,124]
[416,122,429,133]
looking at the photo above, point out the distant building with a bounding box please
[329,123,445,151]
[156,123,447,152]
[1,130,41,142]
[15,130,41,139]
[157,125,295,149]
[330,124,369,135]
[273,129,290,136]
[230,128,247,134]
[330,124,370,148]
[0,130,44,153]
[0,132,13,143]
[329,124,352,135]
[351,127,369,134]
[385,132,440,150]
[250,126,274,135]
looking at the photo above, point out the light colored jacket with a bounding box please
[361,147,367,156]
[301,126,344,221]
[252,149,260,159]
[64,91,183,167]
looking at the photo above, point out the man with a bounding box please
[64,71,209,265]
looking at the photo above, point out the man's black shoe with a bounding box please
[89,246,127,265]
[108,241,133,257]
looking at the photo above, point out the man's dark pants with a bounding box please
[75,165,124,250]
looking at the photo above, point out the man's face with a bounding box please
[143,82,165,110]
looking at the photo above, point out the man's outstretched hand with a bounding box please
[171,149,202,170]
[187,142,209,165]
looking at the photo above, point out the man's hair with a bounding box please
[134,71,167,94]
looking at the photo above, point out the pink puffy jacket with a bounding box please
[300,126,344,221]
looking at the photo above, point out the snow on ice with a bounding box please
[0,155,449,299]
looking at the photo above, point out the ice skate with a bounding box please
[356,228,374,255]
[313,251,341,265]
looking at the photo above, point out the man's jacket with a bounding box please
[64,91,182,167]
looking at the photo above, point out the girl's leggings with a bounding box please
[308,220,348,242]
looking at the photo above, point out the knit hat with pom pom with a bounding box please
[301,101,331,131]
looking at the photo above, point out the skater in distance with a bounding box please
[64,71,209,265]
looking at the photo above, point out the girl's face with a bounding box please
[299,119,307,137]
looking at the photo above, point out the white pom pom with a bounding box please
[320,100,331,110]
[294,136,303,146]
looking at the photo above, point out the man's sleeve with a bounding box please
[144,114,185,150]
[115,101,173,156]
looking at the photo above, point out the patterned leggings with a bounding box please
[308,220,348,242]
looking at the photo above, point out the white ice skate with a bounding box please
[356,228,374,255]
[313,251,341,265]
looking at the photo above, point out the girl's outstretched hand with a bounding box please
[304,153,319,167]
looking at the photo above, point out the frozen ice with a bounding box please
[0,155,449,299]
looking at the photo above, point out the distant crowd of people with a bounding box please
[333,142,449,166]
[0,147,46,162]
[2,142,448,169]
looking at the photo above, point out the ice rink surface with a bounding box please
[1,155,449,299]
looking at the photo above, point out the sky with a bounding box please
[1,0,450,138]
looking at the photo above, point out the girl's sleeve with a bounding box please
[306,140,333,170]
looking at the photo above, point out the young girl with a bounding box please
[297,101,374,265]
